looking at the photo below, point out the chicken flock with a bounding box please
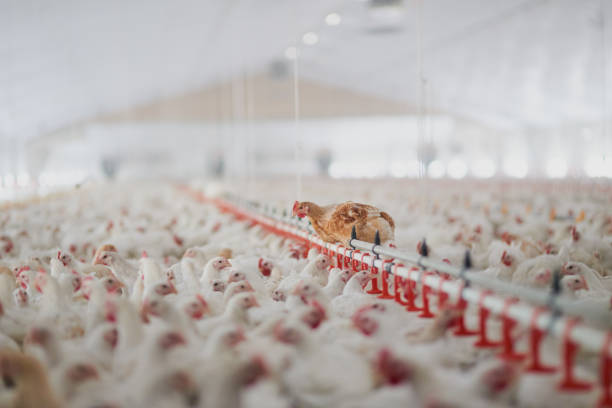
[0,181,611,408]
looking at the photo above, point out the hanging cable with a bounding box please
[293,45,302,201]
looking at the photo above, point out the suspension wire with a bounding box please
[416,0,426,179]
[293,45,302,201]
[601,0,609,171]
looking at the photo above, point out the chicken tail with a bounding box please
[380,212,395,230]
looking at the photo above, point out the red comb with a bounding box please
[309,299,327,319]
[195,294,208,307]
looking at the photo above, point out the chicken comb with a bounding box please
[292,201,299,215]
[195,294,208,307]
[309,299,327,319]
[570,226,580,242]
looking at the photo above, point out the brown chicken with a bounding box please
[292,201,395,246]
[0,348,62,408]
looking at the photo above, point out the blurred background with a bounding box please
[0,0,611,201]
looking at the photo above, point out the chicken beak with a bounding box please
[109,280,125,294]
[140,302,152,323]
[221,259,232,269]
[92,256,105,266]
[169,282,178,294]
[361,275,373,289]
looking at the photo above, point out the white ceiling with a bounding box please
[1,0,610,138]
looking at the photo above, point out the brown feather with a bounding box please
[299,200,395,246]
[0,349,62,408]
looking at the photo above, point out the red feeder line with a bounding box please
[418,271,435,318]
[497,297,526,362]
[558,318,594,391]
[343,247,352,269]
[403,267,422,312]
[452,281,478,337]
[351,250,362,272]
[366,255,382,295]
[378,259,395,299]
[598,333,612,407]
[525,307,557,373]
[473,291,502,348]
[437,274,451,309]
[392,264,408,306]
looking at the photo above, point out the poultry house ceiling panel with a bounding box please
[0,0,610,138]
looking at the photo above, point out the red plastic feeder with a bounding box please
[525,307,557,373]
[392,264,408,305]
[418,271,435,318]
[437,275,450,309]
[403,268,422,312]
[336,250,343,269]
[558,318,593,391]
[366,255,382,295]
[378,259,395,299]
[343,247,352,269]
[452,282,478,337]
[351,251,362,272]
[597,333,612,407]
[497,297,526,362]
[473,290,502,348]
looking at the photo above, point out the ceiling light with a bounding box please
[427,160,445,178]
[302,32,319,46]
[545,156,567,178]
[284,46,298,60]
[325,13,341,26]
[447,158,468,179]
[471,158,496,178]
[502,156,528,178]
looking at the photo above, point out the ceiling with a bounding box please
[1,0,610,139]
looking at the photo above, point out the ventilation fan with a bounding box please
[365,0,405,34]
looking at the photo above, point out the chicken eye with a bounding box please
[3,374,15,388]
